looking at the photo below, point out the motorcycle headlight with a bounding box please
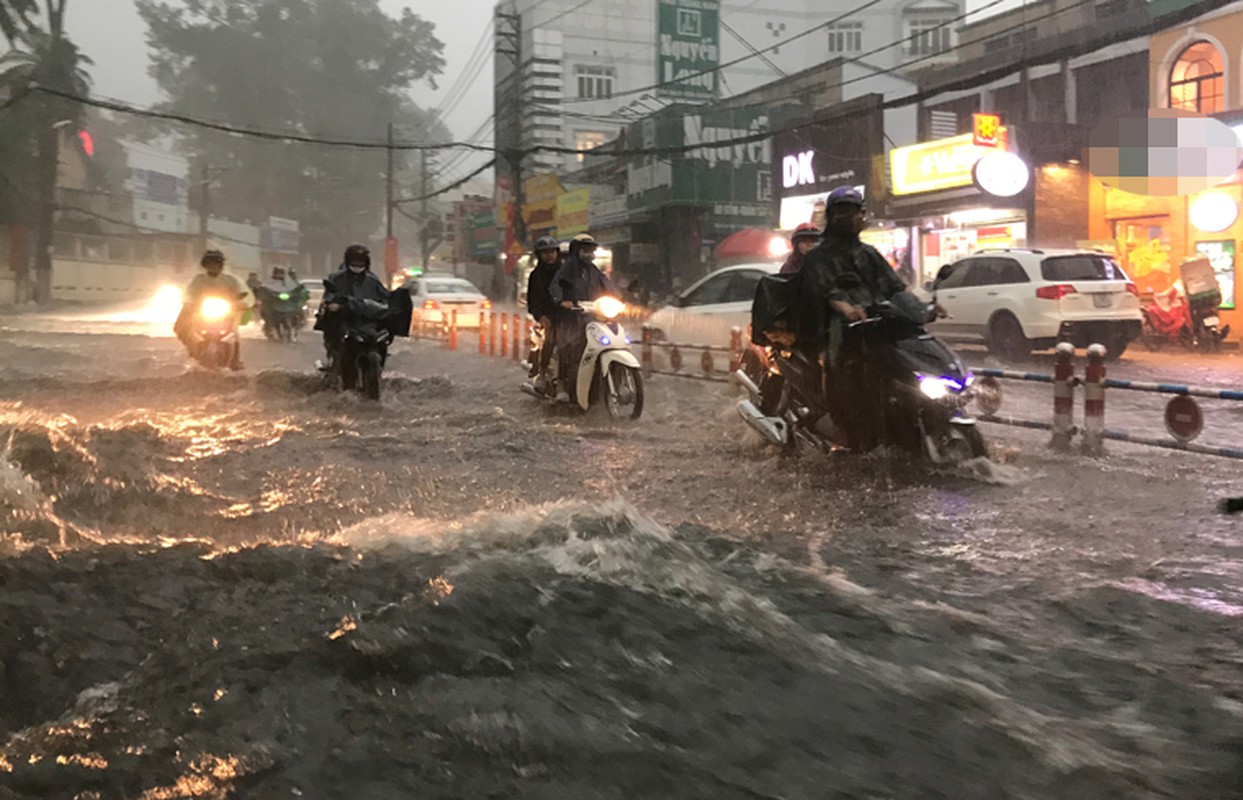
[199,297,233,322]
[596,296,625,319]
[918,375,964,400]
[597,334,613,346]
[278,292,291,301]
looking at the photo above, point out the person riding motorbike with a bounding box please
[549,233,614,400]
[780,223,821,275]
[316,244,390,370]
[256,265,308,337]
[800,187,909,447]
[526,235,562,390]
[175,249,247,370]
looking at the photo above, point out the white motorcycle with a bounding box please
[522,296,644,419]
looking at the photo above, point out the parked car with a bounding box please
[927,248,1142,361]
[645,263,780,346]
[408,275,491,330]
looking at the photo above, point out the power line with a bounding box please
[10,0,1220,163]
[720,19,786,79]
[560,0,884,105]
[19,85,495,153]
[394,157,496,205]
[433,21,494,117]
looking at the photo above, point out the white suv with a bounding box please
[928,248,1142,361]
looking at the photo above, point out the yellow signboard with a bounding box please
[522,172,564,229]
[555,188,591,236]
[889,129,1009,196]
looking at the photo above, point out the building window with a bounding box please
[575,130,607,162]
[576,65,615,100]
[906,18,953,56]
[827,22,863,54]
[1169,41,1224,114]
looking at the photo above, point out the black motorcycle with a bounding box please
[321,288,413,401]
[255,284,310,343]
[738,290,986,463]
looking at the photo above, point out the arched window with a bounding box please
[1169,41,1224,114]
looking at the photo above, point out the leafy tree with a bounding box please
[0,0,92,301]
[136,0,448,272]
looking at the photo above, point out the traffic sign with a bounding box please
[1164,395,1203,443]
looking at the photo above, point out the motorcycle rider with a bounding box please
[316,244,390,370]
[801,187,908,447]
[175,249,247,370]
[549,233,614,400]
[257,266,306,336]
[525,235,562,390]
[780,222,821,275]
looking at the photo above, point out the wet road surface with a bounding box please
[0,306,1241,799]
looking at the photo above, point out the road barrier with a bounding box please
[636,323,747,385]
[970,342,1243,461]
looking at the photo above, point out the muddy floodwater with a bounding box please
[1,316,1241,799]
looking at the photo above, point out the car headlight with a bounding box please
[199,296,233,322]
[596,296,625,319]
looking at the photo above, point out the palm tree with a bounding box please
[0,0,36,46]
[0,0,91,302]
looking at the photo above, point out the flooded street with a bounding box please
[1,310,1241,799]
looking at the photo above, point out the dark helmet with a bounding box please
[534,235,559,253]
[825,186,865,209]
[200,248,225,267]
[791,222,821,243]
[343,244,370,268]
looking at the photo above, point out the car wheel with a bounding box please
[1102,333,1128,361]
[987,314,1030,362]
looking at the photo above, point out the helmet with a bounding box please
[791,222,821,242]
[825,187,865,208]
[343,244,370,268]
[534,235,559,253]
[568,233,597,252]
[200,248,225,266]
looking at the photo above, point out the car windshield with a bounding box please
[427,280,481,295]
[1041,255,1129,282]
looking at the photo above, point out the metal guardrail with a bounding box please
[969,343,1243,460]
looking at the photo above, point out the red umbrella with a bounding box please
[714,227,788,263]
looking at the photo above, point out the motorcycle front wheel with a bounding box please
[361,351,383,401]
[601,361,644,420]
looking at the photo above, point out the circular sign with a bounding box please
[975,376,1003,416]
[1189,192,1239,233]
[973,151,1031,198]
[1164,395,1204,443]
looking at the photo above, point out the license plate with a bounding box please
[1204,316,1220,327]
[1092,294,1113,308]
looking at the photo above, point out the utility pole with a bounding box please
[495,4,525,294]
[420,149,430,270]
[386,121,395,240]
[198,162,210,256]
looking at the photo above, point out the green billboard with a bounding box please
[626,105,771,228]
[656,0,721,102]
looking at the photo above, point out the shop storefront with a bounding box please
[1086,145,1243,333]
[883,121,1032,285]
[771,94,884,232]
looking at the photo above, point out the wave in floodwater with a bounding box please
[1,501,1240,799]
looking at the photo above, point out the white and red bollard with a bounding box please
[1082,343,1107,456]
[1051,342,1076,451]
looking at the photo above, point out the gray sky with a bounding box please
[64,0,498,144]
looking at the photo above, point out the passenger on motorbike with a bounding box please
[175,249,247,370]
[526,235,562,390]
[549,233,615,400]
[316,244,390,369]
[780,223,821,275]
